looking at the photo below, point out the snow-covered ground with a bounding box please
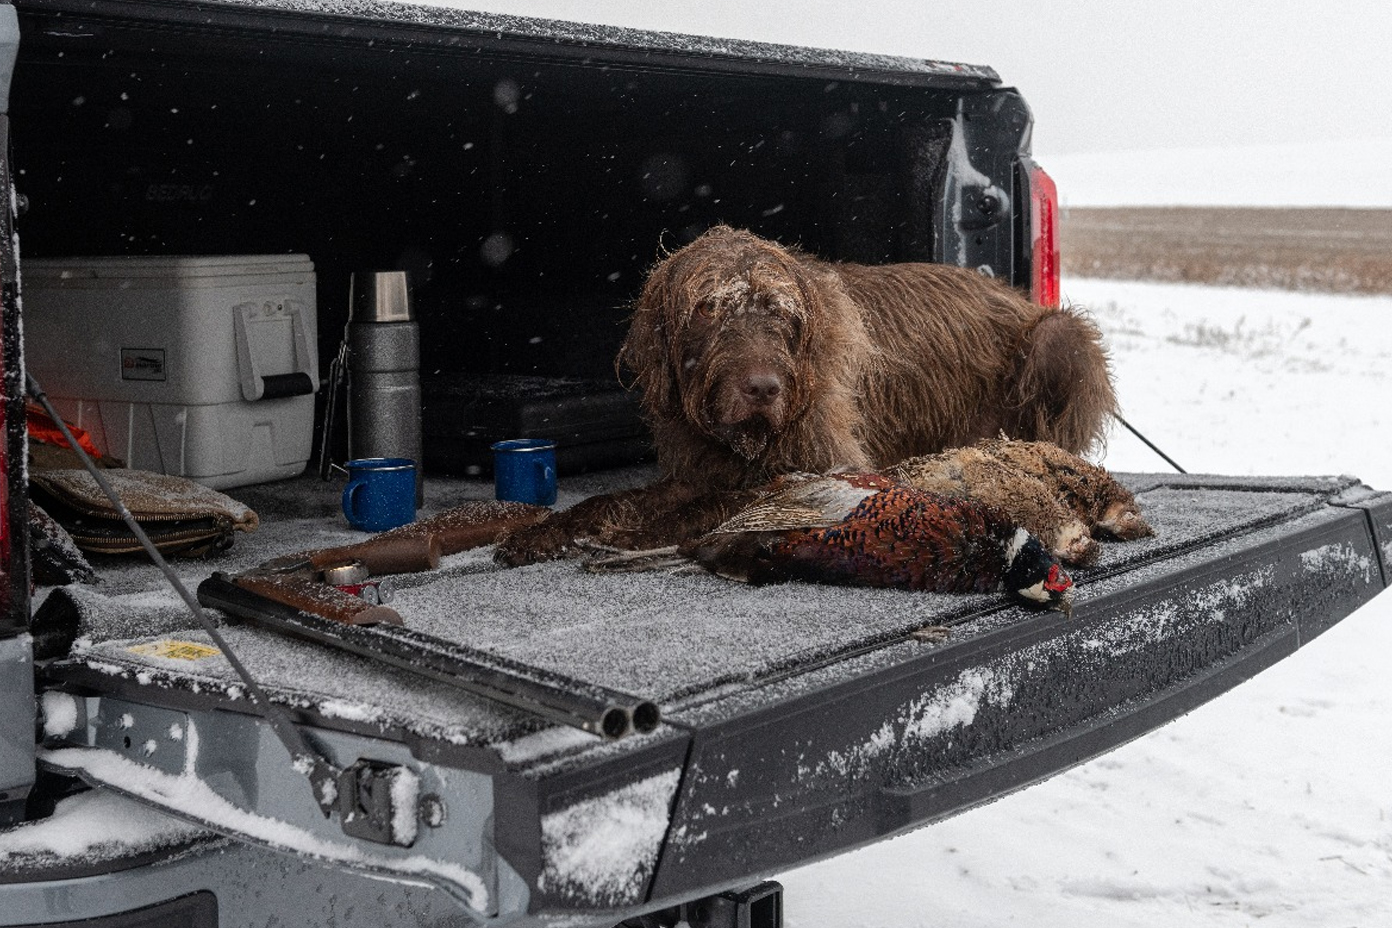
[779,276,1392,927]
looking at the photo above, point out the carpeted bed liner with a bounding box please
[35,469,1361,755]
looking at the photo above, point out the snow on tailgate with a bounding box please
[540,767,682,906]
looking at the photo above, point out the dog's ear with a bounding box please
[782,258,871,397]
[619,250,684,418]
[780,252,826,348]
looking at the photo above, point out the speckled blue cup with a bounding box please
[491,439,557,507]
[342,457,418,532]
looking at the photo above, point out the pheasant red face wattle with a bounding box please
[1045,564,1072,594]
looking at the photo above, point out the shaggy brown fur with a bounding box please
[496,226,1117,564]
[623,225,1116,488]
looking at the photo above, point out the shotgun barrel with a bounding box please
[198,574,659,739]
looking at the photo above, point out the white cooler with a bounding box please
[23,254,319,489]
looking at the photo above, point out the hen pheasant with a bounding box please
[597,472,1075,613]
[887,440,1154,567]
[971,439,1153,540]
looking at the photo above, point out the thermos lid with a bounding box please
[352,270,413,322]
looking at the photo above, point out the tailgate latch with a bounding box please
[337,758,421,847]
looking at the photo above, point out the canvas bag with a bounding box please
[29,469,259,558]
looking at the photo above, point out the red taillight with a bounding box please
[1027,162,1060,308]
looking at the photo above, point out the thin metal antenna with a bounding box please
[318,273,355,480]
[1115,413,1187,474]
[26,372,342,815]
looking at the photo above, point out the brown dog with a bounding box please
[497,225,1116,564]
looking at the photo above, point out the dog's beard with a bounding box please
[712,397,789,460]
[703,375,789,461]
[722,417,776,460]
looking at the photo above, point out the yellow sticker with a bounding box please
[126,640,222,661]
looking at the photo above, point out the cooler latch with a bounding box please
[233,299,317,401]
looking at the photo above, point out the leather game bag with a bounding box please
[29,469,259,558]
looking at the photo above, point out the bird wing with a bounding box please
[708,477,880,534]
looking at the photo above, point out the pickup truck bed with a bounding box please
[3,3,1390,925]
[20,467,1392,925]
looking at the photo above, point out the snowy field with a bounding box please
[779,276,1392,927]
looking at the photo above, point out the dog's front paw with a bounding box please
[493,519,581,566]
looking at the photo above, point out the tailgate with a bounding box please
[34,472,1392,922]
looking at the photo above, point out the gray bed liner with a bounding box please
[39,468,1379,761]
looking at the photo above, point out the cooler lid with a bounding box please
[23,254,315,286]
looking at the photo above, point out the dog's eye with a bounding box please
[694,301,716,319]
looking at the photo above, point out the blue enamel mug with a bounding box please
[491,439,558,507]
[342,457,418,532]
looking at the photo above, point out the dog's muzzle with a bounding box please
[708,365,790,459]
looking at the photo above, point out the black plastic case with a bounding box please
[421,374,651,475]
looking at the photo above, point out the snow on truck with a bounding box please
[0,2,1388,927]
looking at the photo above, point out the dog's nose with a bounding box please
[741,371,783,404]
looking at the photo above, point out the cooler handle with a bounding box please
[234,299,318,401]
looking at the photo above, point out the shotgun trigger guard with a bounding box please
[256,554,317,576]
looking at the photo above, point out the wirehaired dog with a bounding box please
[496,225,1117,564]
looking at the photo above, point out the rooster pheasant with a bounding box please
[593,472,1075,614]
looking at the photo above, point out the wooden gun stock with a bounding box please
[230,501,547,631]
[374,499,550,556]
[304,500,548,575]
[308,533,441,575]
[232,573,403,626]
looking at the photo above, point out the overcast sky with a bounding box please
[416,0,1392,161]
